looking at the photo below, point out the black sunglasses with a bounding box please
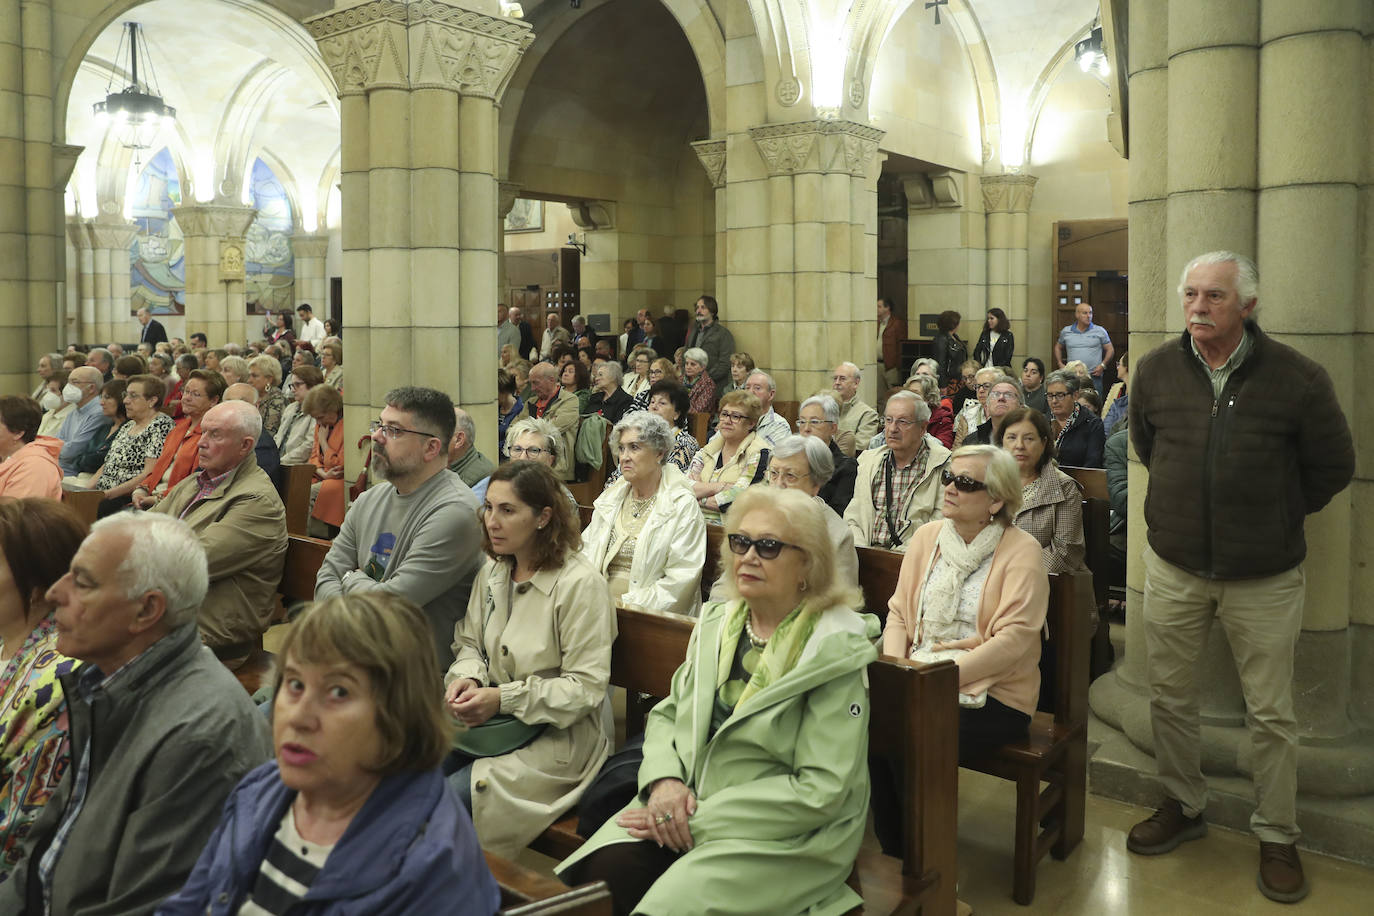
[727,533,802,560]
[941,468,987,493]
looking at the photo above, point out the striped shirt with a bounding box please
[237,806,333,915]
[1191,327,1253,398]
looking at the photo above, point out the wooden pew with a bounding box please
[1060,466,1114,677]
[701,522,723,600]
[962,571,1094,905]
[278,534,332,611]
[1061,465,1107,501]
[773,399,799,432]
[486,851,612,916]
[855,545,904,620]
[60,484,103,527]
[277,463,316,537]
[688,411,711,447]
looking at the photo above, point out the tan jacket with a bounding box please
[836,396,880,457]
[532,389,580,481]
[844,437,951,551]
[445,552,616,857]
[154,454,287,649]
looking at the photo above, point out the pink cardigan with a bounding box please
[882,520,1049,716]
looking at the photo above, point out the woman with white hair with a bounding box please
[246,354,287,436]
[681,347,717,414]
[872,444,1049,858]
[581,411,705,616]
[795,394,858,516]
[586,361,633,424]
[497,417,579,511]
[953,366,1003,448]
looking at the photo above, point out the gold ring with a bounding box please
[654,815,667,825]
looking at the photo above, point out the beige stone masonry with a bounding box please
[981,173,1037,365]
[292,234,331,314]
[173,204,257,350]
[906,170,987,354]
[84,216,138,345]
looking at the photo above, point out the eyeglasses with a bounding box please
[369,421,439,440]
[727,533,802,560]
[765,468,808,486]
[1046,391,1073,401]
[508,445,547,459]
[795,418,832,429]
[941,468,988,493]
[975,382,993,392]
[987,390,1019,402]
[719,411,750,423]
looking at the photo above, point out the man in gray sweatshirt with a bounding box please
[314,386,483,667]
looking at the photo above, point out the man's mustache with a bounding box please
[1189,316,1217,327]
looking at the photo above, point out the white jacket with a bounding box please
[580,463,705,617]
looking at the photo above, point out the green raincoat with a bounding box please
[557,600,880,915]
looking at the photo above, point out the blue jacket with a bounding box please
[157,762,500,916]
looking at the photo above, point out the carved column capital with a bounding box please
[306,1,410,95]
[747,119,885,178]
[86,216,139,251]
[690,139,726,189]
[498,181,523,219]
[172,204,257,239]
[291,233,331,260]
[980,173,1039,213]
[409,0,534,99]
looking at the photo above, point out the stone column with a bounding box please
[67,218,94,345]
[85,216,138,345]
[1089,0,1374,860]
[733,119,883,399]
[291,233,330,312]
[981,174,1037,363]
[496,180,520,314]
[904,170,986,356]
[172,204,256,348]
[307,0,532,467]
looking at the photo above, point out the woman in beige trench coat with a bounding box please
[444,460,617,857]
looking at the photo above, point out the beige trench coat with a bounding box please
[445,552,616,857]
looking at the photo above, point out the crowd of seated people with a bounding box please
[0,302,1111,916]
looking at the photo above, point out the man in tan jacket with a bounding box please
[843,391,950,551]
[526,362,580,481]
[154,399,286,664]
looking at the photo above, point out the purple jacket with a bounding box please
[157,762,499,916]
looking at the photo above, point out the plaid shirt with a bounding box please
[178,466,233,520]
[871,443,930,549]
[37,659,142,912]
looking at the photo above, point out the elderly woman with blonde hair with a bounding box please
[559,486,878,916]
[246,354,287,435]
[687,390,771,523]
[160,592,500,914]
[581,411,705,616]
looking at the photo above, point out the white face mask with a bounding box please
[40,390,61,411]
[62,383,83,404]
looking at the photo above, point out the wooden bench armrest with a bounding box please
[485,851,612,915]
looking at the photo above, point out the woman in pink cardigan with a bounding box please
[871,444,1049,855]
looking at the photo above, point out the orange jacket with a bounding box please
[309,420,347,526]
[139,416,204,495]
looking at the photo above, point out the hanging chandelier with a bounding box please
[93,22,176,164]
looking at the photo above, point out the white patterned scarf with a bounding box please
[919,517,1005,631]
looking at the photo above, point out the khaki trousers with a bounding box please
[1141,543,1304,844]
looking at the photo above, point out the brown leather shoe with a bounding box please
[1126,798,1207,855]
[1258,842,1308,903]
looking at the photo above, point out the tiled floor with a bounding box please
[514,769,1374,914]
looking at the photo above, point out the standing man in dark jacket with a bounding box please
[136,307,168,345]
[1126,251,1354,904]
[1,512,271,915]
[684,295,735,390]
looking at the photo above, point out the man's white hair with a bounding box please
[90,513,208,628]
[836,361,862,382]
[1177,250,1260,309]
[747,370,776,392]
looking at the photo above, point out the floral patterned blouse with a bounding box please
[95,413,174,491]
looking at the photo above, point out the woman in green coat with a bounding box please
[558,487,878,916]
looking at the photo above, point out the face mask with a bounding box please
[40,390,61,411]
[62,383,83,404]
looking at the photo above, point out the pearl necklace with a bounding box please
[744,613,768,649]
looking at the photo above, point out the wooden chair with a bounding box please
[773,399,800,432]
[962,571,1094,904]
[273,534,332,623]
[277,463,315,537]
[486,851,613,916]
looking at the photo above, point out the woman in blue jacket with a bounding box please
[158,593,499,916]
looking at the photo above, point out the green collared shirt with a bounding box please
[1191,327,1253,398]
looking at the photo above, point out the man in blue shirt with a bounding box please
[55,365,106,475]
[1056,302,1114,393]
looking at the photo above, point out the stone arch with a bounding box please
[213,60,297,205]
[499,0,724,169]
[1022,20,1099,169]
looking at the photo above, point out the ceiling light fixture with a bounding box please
[1075,25,1109,78]
[93,22,176,167]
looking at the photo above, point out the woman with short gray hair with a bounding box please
[1045,369,1104,467]
[681,347,717,414]
[904,373,954,448]
[580,411,706,616]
